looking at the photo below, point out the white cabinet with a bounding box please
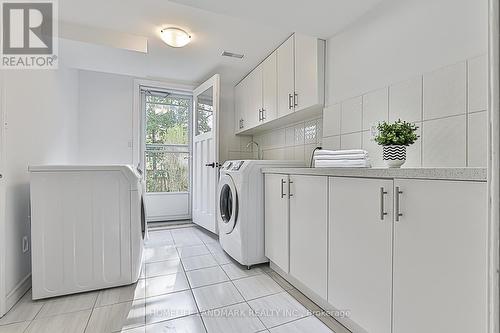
[235,33,325,134]
[235,80,245,131]
[264,173,488,333]
[294,33,325,112]
[392,179,488,333]
[262,51,278,123]
[264,174,290,273]
[289,175,328,299]
[329,177,393,333]
[277,35,295,118]
[245,67,263,129]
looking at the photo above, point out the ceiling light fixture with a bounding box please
[160,27,191,48]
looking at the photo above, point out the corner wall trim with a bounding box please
[2,274,31,318]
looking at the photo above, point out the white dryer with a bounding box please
[217,160,304,267]
[29,165,147,299]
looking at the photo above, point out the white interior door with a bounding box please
[192,74,220,234]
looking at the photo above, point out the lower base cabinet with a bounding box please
[289,175,328,299]
[329,177,393,333]
[392,179,488,333]
[264,173,489,333]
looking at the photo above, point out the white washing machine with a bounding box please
[217,160,304,267]
[29,165,147,299]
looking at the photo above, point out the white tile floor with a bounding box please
[0,226,348,333]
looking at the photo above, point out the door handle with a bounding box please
[280,179,286,198]
[206,162,221,168]
[380,187,388,220]
[395,186,403,222]
[294,93,298,107]
[288,180,294,198]
[262,108,266,120]
[288,94,293,109]
[258,109,262,122]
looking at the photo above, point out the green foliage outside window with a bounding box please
[145,94,190,193]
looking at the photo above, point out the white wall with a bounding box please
[78,71,135,164]
[326,0,488,104]
[260,0,488,167]
[322,0,488,168]
[0,67,79,314]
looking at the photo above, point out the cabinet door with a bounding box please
[294,34,325,112]
[234,82,245,132]
[245,66,263,129]
[262,51,277,123]
[329,177,393,333]
[264,174,289,273]
[277,35,295,118]
[289,175,328,298]
[393,179,488,333]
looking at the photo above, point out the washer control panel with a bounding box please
[221,160,245,171]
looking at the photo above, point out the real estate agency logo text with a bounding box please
[1,0,58,69]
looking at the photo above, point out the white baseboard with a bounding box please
[270,262,364,333]
[3,274,31,317]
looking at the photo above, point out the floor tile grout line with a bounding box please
[82,292,99,333]
[176,246,210,333]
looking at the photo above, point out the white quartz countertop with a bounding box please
[261,167,487,181]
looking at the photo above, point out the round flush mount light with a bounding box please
[160,27,191,48]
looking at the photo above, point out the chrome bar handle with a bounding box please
[280,179,286,198]
[395,186,403,222]
[288,180,294,198]
[262,108,266,120]
[380,187,388,220]
[288,94,293,109]
[294,92,298,107]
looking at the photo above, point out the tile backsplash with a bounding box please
[249,118,323,165]
[323,54,488,168]
[231,54,487,168]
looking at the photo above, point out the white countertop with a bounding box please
[261,167,487,181]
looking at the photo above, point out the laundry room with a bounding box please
[0,0,498,332]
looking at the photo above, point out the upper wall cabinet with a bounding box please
[235,33,325,135]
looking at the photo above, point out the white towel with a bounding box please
[314,153,368,161]
[314,149,368,156]
[314,159,372,168]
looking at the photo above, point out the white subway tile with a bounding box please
[341,97,362,134]
[294,123,305,145]
[341,132,362,150]
[468,111,487,167]
[304,120,317,144]
[423,62,466,120]
[293,145,305,162]
[389,76,423,123]
[322,136,340,150]
[468,55,488,113]
[285,127,295,147]
[323,104,341,137]
[363,87,389,131]
[422,115,466,167]
[405,124,422,168]
[316,118,323,143]
[362,131,384,167]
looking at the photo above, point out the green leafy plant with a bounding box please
[374,120,419,146]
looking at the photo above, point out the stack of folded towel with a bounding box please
[313,149,371,168]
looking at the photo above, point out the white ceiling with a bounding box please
[58,0,385,86]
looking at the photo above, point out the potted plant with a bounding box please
[374,120,419,168]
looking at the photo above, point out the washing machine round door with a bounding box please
[218,174,238,234]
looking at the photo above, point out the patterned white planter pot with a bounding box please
[383,145,407,168]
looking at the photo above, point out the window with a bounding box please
[143,90,192,193]
[195,86,214,135]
